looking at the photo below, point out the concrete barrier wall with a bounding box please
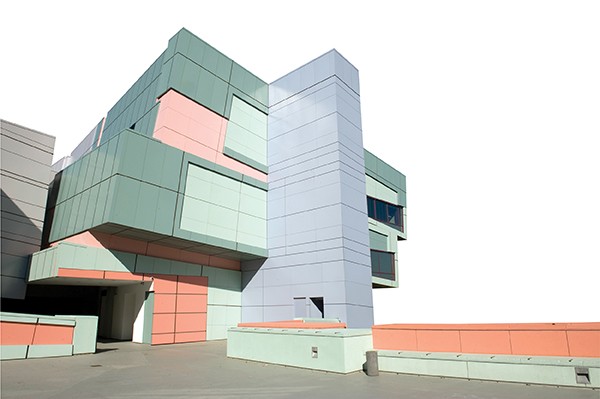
[228,327,372,373]
[372,323,600,357]
[0,312,98,360]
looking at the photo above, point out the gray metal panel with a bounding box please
[0,120,55,299]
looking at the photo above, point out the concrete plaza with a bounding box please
[1,340,598,399]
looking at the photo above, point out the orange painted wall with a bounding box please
[372,323,600,357]
[0,321,74,346]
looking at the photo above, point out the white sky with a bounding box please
[2,1,599,323]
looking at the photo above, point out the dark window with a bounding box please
[370,250,395,280]
[367,196,403,231]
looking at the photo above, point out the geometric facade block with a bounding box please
[4,27,406,346]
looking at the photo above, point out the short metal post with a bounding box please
[366,350,379,376]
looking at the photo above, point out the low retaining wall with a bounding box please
[228,327,372,373]
[372,323,600,388]
[372,323,600,357]
[377,350,600,388]
[0,312,98,360]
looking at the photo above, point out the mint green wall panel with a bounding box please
[239,184,266,220]
[109,176,140,227]
[92,179,111,227]
[366,175,397,205]
[167,54,229,117]
[180,163,267,252]
[0,345,28,360]
[134,183,159,232]
[115,132,148,181]
[230,62,268,107]
[224,86,269,119]
[224,96,267,169]
[170,28,233,82]
[369,230,388,252]
[101,53,164,143]
[180,196,209,235]
[66,195,80,235]
[84,185,99,228]
[206,205,238,242]
[27,344,73,359]
[154,188,178,234]
[364,149,406,195]
[142,292,154,344]
[83,150,97,189]
[75,190,90,233]
[101,136,120,181]
[237,213,266,248]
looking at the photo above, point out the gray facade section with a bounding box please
[242,51,374,328]
[1,120,55,299]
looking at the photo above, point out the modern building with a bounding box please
[0,28,406,345]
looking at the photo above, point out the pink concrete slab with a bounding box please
[0,322,36,345]
[58,268,104,279]
[567,330,600,357]
[152,275,178,294]
[153,294,177,314]
[459,330,512,355]
[175,294,207,314]
[177,276,208,295]
[174,331,206,344]
[416,330,462,353]
[151,333,175,345]
[153,89,267,182]
[32,324,74,345]
[510,330,570,357]
[208,256,240,271]
[152,313,176,335]
[104,271,143,281]
[174,313,207,333]
[371,323,600,357]
[371,328,418,351]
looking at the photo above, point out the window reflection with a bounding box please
[366,196,403,231]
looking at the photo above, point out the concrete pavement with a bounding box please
[1,340,599,399]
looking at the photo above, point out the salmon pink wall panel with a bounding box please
[153,294,177,314]
[369,328,417,351]
[152,275,178,294]
[58,268,104,279]
[372,323,600,357]
[0,322,36,345]
[177,276,208,294]
[175,331,206,344]
[510,330,570,356]
[153,90,267,182]
[175,313,206,333]
[32,324,74,345]
[567,331,600,357]
[104,271,143,281]
[459,330,512,355]
[151,333,174,345]
[175,295,207,313]
[416,330,462,353]
[152,313,176,335]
